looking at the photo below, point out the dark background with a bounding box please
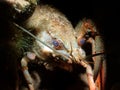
[40,0,120,89]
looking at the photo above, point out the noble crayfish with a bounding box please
[0,0,106,90]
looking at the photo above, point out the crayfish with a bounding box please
[0,0,106,90]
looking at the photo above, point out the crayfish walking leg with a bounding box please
[79,60,96,90]
[21,52,36,90]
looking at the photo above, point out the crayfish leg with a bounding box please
[79,60,96,90]
[21,52,36,90]
[85,64,96,90]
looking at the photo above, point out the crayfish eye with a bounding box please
[52,39,63,50]
[77,38,86,46]
[52,40,59,47]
